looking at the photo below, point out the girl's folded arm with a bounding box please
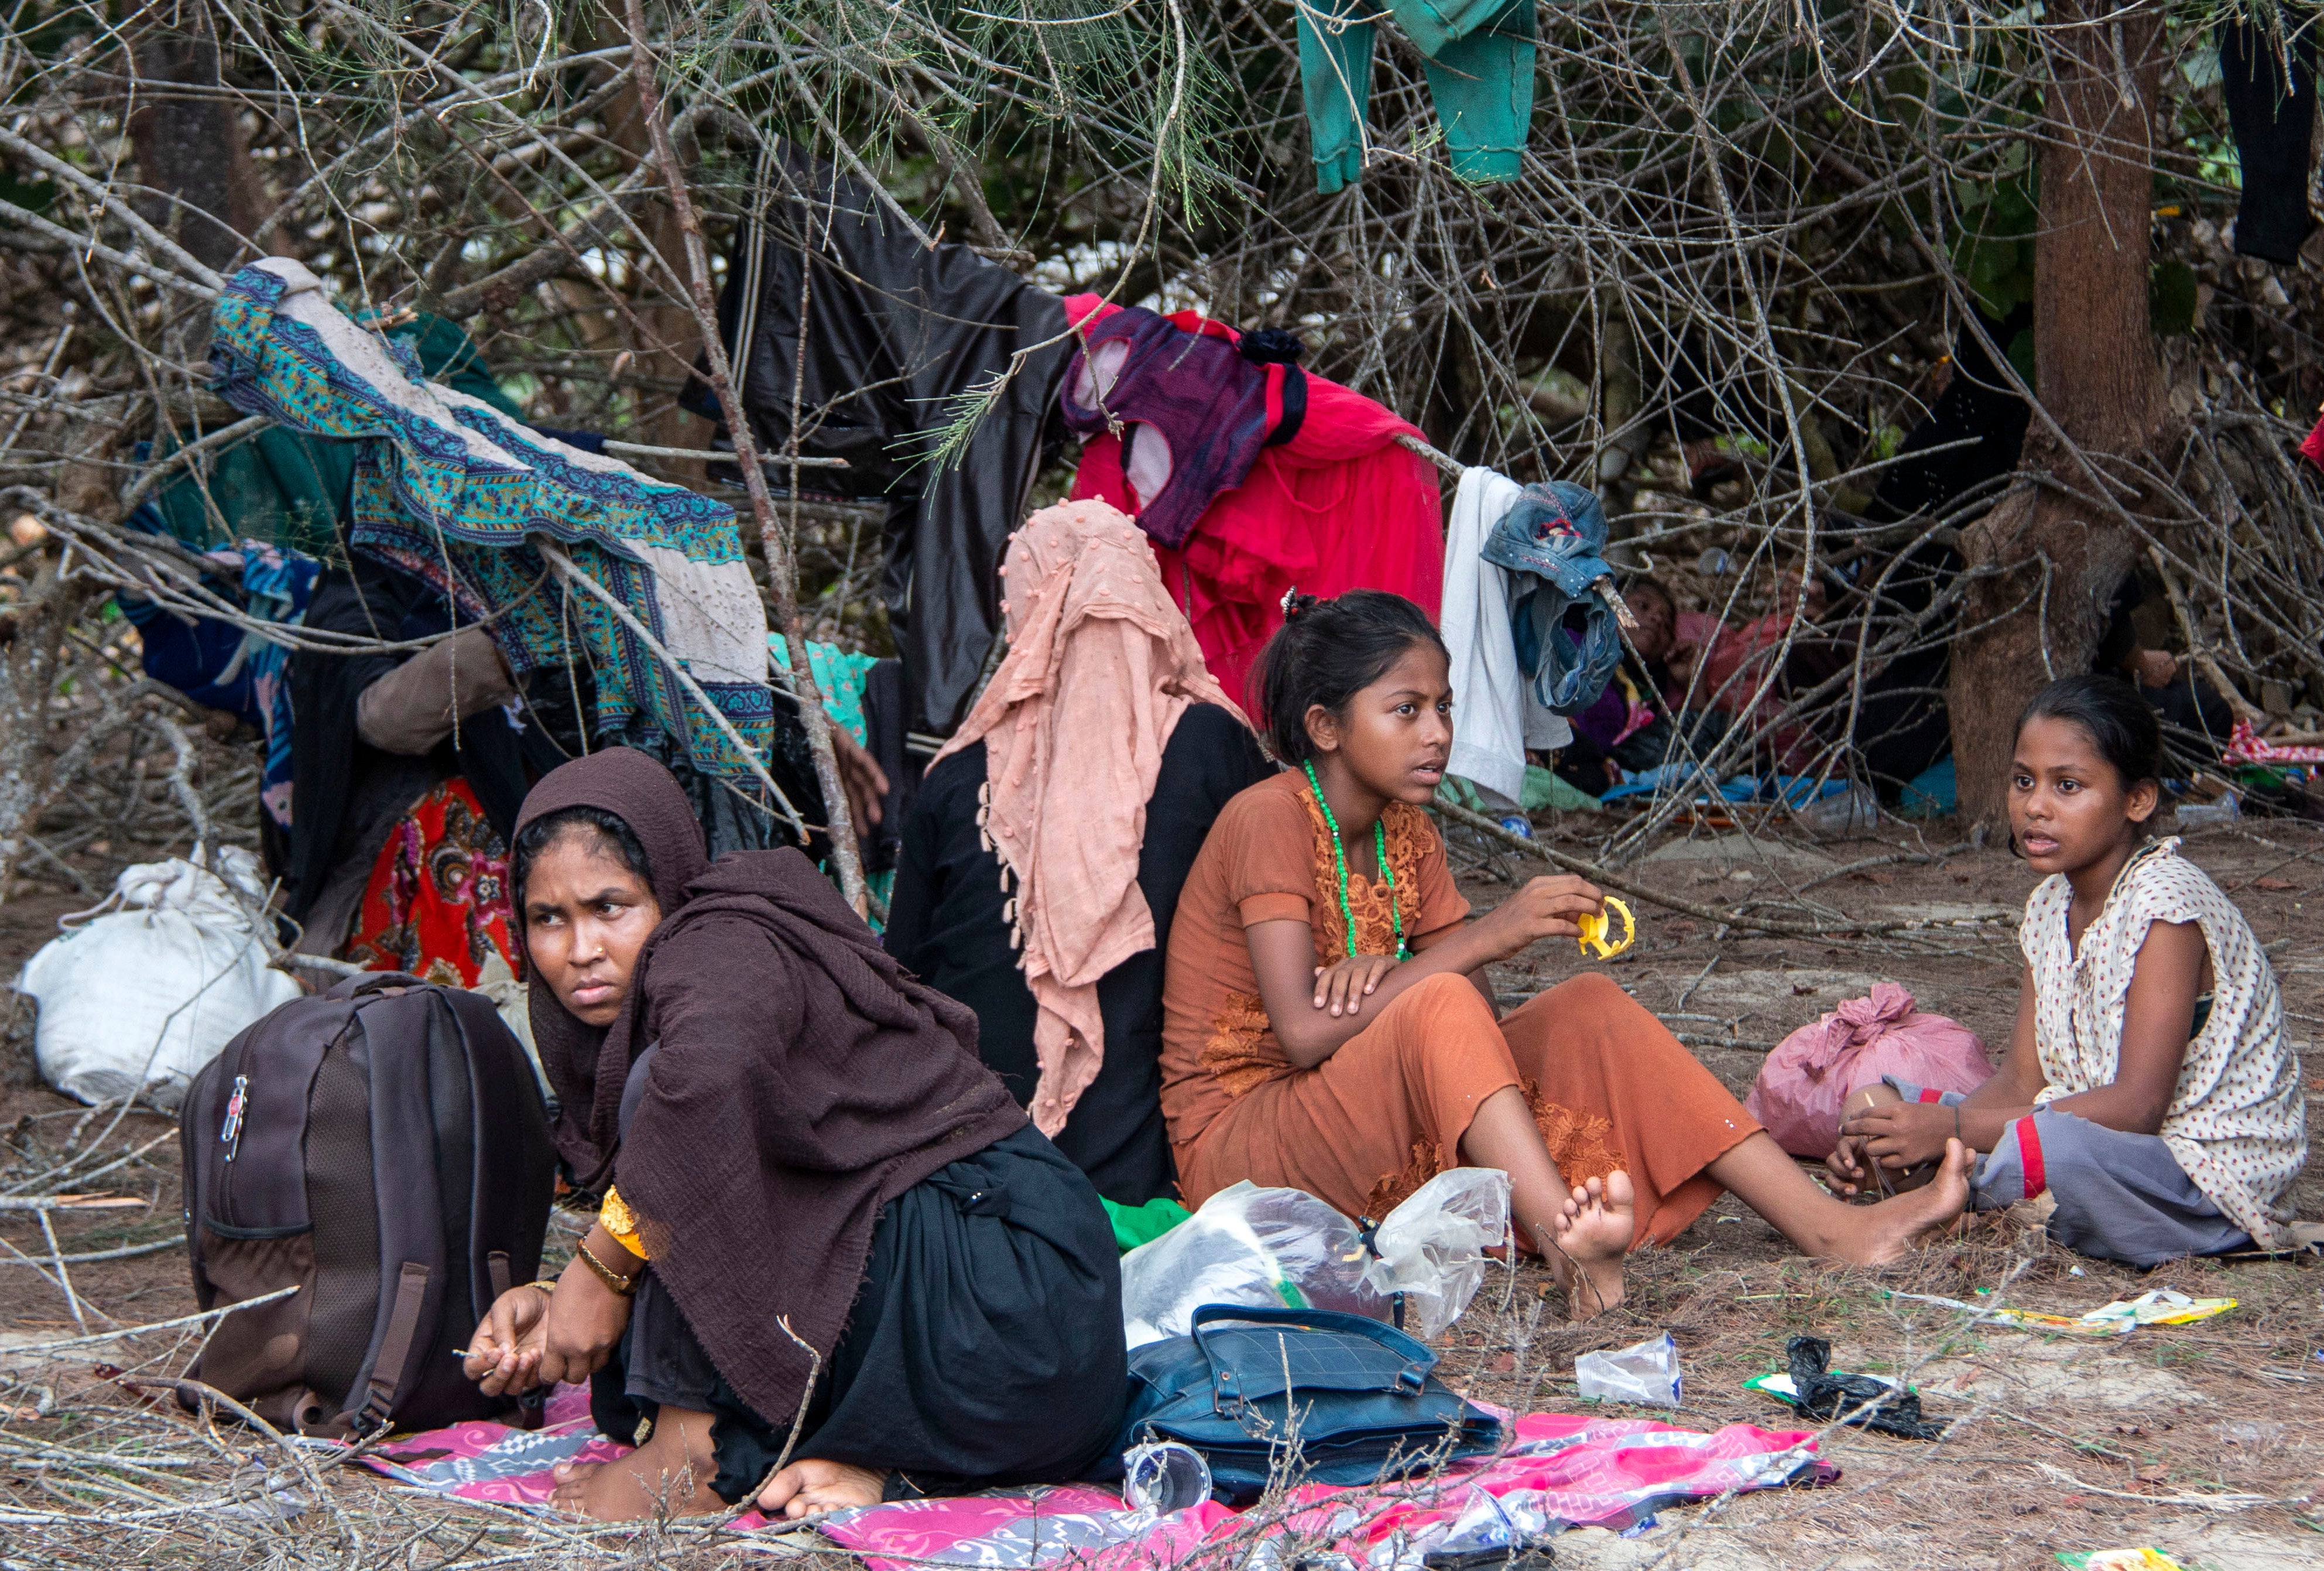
[1247,874,1606,1067]
[1249,917,1498,1067]
[2047,918,2204,1137]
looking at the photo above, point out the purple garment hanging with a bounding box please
[1057,307,1307,550]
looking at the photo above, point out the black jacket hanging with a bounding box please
[685,143,1071,734]
[2219,18,2317,266]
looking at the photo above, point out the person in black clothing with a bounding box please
[282,549,847,977]
[889,706,1268,1202]
[2094,573,2235,758]
[884,501,1271,1206]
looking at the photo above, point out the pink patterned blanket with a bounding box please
[357,1394,1833,1560]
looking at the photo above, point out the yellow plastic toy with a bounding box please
[1576,895,1635,959]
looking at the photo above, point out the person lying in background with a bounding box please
[463,748,1124,1521]
[1833,676,2303,1265]
[885,501,1269,1206]
[1161,590,1970,1324]
[1551,578,1730,793]
[2094,573,2234,748]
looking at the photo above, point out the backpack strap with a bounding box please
[350,1261,431,1435]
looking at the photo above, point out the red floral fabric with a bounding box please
[345,776,520,985]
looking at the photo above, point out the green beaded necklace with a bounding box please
[1302,758,1410,961]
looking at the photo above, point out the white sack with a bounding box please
[18,847,301,1109]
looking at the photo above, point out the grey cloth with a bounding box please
[355,626,519,755]
[1888,1079,2253,1268]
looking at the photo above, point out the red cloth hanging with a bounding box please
[1063,296,1444,709]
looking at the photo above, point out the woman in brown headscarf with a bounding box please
[462,748,1125,1521]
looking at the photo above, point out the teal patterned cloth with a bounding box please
[208,259,773,781]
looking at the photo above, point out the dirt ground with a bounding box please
[2,814,2320,1568]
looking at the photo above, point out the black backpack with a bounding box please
[180,971,556,1437]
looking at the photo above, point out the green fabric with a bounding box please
[1298,0,1535,191]
[145,426,351,558]
[1300,0,1374,194]
[148,312,513,557]
[769,637,880,746]
[1391,0,1523,58]
[1420,1,1536,184]
[777,638,889,929]
[1523,763,1603,814]
[1102,1195,1192,1252]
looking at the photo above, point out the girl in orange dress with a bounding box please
[1160,591,1968,1319]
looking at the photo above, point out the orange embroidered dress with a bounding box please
[1159,770,1760,1247]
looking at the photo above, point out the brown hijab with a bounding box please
[515,748,1026,1424]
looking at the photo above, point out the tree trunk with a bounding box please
[125,15,262,273]
[1949,0,2172,826]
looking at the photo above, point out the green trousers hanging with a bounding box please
[1298,0,1537,192]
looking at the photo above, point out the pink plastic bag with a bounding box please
[1743,983,1990,1158]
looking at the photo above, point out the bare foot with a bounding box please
[1824,1139,1972,1266]
[757,1457,887,1520]
[1543,1172,1634,1322]
[549,1408,722,1521]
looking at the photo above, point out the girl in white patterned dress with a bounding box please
[1831,675,2305,1265]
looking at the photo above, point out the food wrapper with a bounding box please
[1887,1287,2234,1337]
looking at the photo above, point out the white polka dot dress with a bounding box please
[2021,837,2305,1248]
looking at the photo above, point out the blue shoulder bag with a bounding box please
[1114,1305,1502,1502]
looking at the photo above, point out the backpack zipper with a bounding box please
[219,1075,248,1164]
[212,1029,256,1228]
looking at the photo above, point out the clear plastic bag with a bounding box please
[1362,1168,1513,1342]
[1574,1332,1682,1406]
[1118,1169,1511,1347]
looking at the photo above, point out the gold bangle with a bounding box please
[524,1278,556,1296]
[576,1238,639,1297]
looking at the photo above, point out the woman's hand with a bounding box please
[536,1243,638,1388]
[1472,875,1606,960]
[831,731,889,832]
[1312,954,1397,1018]
[2133,648,2179,690]
[1839,1099,1956,1173]
[465,1284,552,1396]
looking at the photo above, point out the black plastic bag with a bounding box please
[1784,1335,1949,1440]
